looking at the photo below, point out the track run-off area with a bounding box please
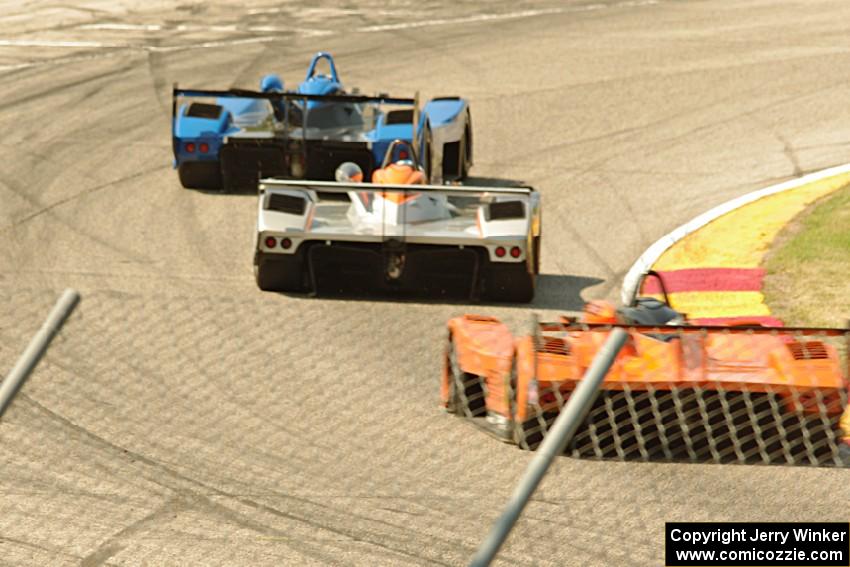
[2,1,850,565]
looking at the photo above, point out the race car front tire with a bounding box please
[178,161,222,191]
[485,263,536,303]
[254,252,306,292]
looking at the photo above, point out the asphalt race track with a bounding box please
[2,1,850,565]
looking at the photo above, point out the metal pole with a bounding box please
[0,289,80,420]
[469,327,628,567]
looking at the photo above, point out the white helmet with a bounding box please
[335,161,364,183]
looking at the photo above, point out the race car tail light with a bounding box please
[281,237,292,250]
[494,246,506,258]
[264,236,277,248]
[538,389,561,407]
[510,246,521,258]
[199,142,209,153]
[185,142,196,153]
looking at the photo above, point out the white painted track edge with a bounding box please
[620,162,850,304]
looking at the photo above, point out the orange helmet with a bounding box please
[372,162,425,185]
[582,300,617,324]
[372,139,427,185]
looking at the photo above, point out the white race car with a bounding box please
[253,144,541,302]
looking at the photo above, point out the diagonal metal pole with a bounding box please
[0,289,80,420]
[469,327,628,567]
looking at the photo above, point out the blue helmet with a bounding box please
[260,74,284,93]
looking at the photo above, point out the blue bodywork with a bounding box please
[172,52,471,190]
[299,51,342,106]
[173,98,270,165]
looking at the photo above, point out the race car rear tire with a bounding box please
[447,337,487,418]
[423,127,433,181]
[178,161,222,191]
[254,253,306,292]
[460,119,472,179]
[533,234,541,275]
[486,263,536,303]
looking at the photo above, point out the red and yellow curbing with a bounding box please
[632,169,850,324]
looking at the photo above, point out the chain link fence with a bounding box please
[445,317,850,468]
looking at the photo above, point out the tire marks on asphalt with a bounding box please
[0,58,139,113]
[1,164,169,232]
[0,0,665,75]
[15,394,448,567]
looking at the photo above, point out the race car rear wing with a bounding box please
[172,84,417,119]
[257,179,540,248]
[539,319,850,336]
[171,86,418,134]
[258,178,535,197]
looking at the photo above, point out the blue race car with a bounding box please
[172,52,473,192]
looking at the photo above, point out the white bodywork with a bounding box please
[256,179,540,265]
[347,190,452,226]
